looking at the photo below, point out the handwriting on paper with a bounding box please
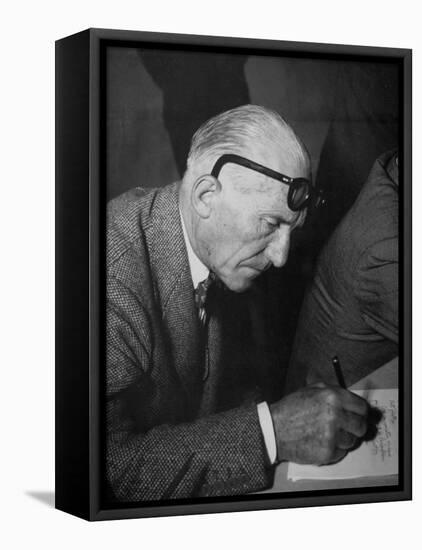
[288,389,398,481]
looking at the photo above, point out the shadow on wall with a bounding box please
[141,49,250,177]
[106,48,397,212]
[106,47,249,200]
[106,48,340,200]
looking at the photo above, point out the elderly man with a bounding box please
[106,105,368,502]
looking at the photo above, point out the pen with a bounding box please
[332,356,347,389]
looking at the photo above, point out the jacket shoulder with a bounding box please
[107,187,158,268]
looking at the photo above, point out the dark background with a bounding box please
[106,45,399,384]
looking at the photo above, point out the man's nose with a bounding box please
[264,226,291,268]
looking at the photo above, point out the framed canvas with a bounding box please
[55,28,412,521]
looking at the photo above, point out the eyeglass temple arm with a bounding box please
[211,154,292,184]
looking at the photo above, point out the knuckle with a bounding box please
[322,388,340,409]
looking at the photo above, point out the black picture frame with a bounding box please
[55,27,412,521]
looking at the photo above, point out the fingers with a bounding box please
[316,385,368,418]
[339,410,368,438]
[270,385,370,465]
[329,447,348,464]
[336,429,358,450]
[338,388,369,417]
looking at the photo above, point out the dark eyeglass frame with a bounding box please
[210,153,324,212]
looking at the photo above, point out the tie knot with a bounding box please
[194,272,215,311]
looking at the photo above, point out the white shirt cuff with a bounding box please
[257,401,277,465]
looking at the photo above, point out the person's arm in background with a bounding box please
[354,237,398,344]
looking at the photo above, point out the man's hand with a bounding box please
[269,384,368,465]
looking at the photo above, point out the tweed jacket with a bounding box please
[287,151,398,391]
[106,182,275,502]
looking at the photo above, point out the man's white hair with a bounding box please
[184,104,309,182]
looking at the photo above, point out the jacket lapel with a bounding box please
[148,183,203,404]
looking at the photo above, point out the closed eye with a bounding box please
[262,217,279,230]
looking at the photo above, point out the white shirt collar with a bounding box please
[179,210,209,288]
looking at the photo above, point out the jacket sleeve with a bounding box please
[106,276,273,502]
[354,237,398,344]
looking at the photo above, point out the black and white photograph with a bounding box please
[100,35,409,509]
[54,27,411,522]
[4,0,422,545]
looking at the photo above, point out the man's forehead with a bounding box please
[270,152,309,179]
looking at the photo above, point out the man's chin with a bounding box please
[224,276,254,293]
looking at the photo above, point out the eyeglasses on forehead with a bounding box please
[210,153,324,212]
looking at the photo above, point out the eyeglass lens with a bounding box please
[289,181,311,210]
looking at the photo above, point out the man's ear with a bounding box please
[191,175,221,219]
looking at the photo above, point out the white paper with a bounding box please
[287,389,398,481]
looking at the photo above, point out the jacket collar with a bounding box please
[180,211,209,289]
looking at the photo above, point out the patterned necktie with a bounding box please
[194,272,215,325]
